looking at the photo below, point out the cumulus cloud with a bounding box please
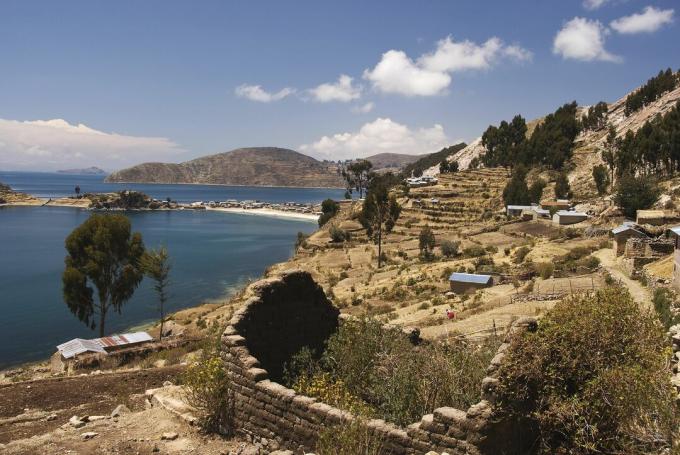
[309,74,362,102]
[363,36,532,96]
[583,0,612,10]
[611,6,674,34]
[352,102,375,114]
[0,118,184,171]
[553,17,621,62]
[299,117,450,161]
[234,84,295,102]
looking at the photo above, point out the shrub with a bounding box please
[534,262,554,279]
[182,346,234,433]
[495,288,676,454]
[514,246,531,264]
[653,288,678,331]
[316,419,385,455]
[330,225,350,243]
[440,240,460,257]
[319,198,340,227]
[463,245,486,258]
[295,232,309,249]
[418,226,436,260]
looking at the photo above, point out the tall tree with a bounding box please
[592,165,610,195]
[554,172,572,199]
[62,214,145,337]
[418,226,436,260]
[614,173,661,219]
[342,159,374,198]
[359,178,401,268]
[140,246,172,341]
[601,124,618,184]
[502,166,531,206]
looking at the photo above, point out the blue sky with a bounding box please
[0,0,677,171]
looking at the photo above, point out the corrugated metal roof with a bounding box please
[57,331,153,359]
[555,210,588,217]
[449,273,492,284]
[507,205,534,210]
[670,225,680,236]
[612,224,640,234]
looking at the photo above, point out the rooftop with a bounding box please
[56,331,153,359]
[449,272,492,284]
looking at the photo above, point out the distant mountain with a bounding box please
[57,166,107,175]
[105,147,345,188]
[363,153,421,171]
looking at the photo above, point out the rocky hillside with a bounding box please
[106,147,344,188]
[425,73,680,195]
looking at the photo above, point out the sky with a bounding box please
[0,0,678,171]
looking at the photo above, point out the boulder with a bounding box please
[69,415,85,428]
[110,404,130,418]
[81,432,98,440]
[161,432,179,441]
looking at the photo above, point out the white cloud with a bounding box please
[553,17,621,62]
[0,118,184,171]
[611,6,674,34]
[352,102,375,114]
[309,74,361,102]
[234,84,295,102]
[583,0,612,10]
[363,36,532,96]
[299,117,450,161]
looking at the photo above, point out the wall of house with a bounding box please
[221,269,533,454]
[449,281,490,294]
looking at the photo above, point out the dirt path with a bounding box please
[593,249,652,308]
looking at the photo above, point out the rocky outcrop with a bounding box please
[105,147,344,188]
[221,270,536,454]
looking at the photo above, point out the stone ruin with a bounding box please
[622,237,674,277]
[221,269,535,454]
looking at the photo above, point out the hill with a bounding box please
[57,167,107,175]
[363,152,421,172]
[402,143,467,177]
[105,147,345,188]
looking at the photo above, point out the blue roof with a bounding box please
[449,272,492,284]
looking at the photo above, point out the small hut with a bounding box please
[612,223,647,256]
[449,273,493,294]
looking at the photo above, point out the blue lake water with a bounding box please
[0,173,341,369]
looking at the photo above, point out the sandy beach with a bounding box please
[206,206,319,222]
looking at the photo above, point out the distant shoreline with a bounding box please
[103,179,345,190]
[206,206,318,222]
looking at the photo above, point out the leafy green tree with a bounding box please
[525,102,580,170]
[592,164,609,195]
[528,178,546,204]
[580,101,608,131]
[625,68,678,116]
[342,160,374,198]
[613,173,661,218]
[554,172,571,199]
[502,166,531,206]
[418,226,436,260]
[359,178,401,268]
[448,160,459,172]
[439,160,449,174]
[62,214,145,337]
[140,245,171,340]
[319,198,340,227]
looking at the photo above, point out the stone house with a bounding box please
[636,210,666,226]
[611,223,647,256]
[449,272,493,294]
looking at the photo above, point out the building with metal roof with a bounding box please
[611,223,647,256]
[552,210,588,225]
[56,331,153,359]
[449,273,493,294]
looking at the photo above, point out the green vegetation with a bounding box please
[62,214,145,337]
[319,198,340,227]
[329,225,351,243]
[316,420,384,455]
[502,166,531,206]
[401,143,466,177]
[653,288,679,331]
[580,101,608,131]
[295,231,309,250]
[182,336,233,433]
[613,173,661,218]
[610,101,680,178]
[140,245,172,341]
[285,317,499,427]
[592,164,610,195]
[343,159,374,198]
[418,226,436,260]
[495,287,675,454]
[359,176,401,268]
[482,115,528,170]
[625,68,678,116]
[439,159,459,174]
[440,239,460,258]
[553,172,571,199]
[514,246,531,264]
[528,178,546,204]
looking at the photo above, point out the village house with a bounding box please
[51,332,153,373]
[552,210,588,225]
[612,223,647,256]
[541,199,571,211]
[506,204,535,217]
[449,272,493,294]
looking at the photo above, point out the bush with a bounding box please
[441,240,460,258]
[495,288,676,454]
[614,173,661,219]
[295,232,309,249]
[653,288,678,331]
[330,225,350,243]
[319,198,340,227]
[182,344,234,433]
[534,262,554,279]
[287,317,500,427]
[514,246,531,264]
[316,419,385,455]
[463,245,486,258]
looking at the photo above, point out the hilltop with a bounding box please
[363,152,421,172]
[57,167,107,175]
[106,147,345,188]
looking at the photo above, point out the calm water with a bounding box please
[0,171,345,203]
[0,173,339,369]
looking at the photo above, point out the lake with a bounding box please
[0,173,343,369]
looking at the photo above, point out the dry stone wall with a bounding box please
[221,269,534,454]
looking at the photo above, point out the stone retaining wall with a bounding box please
[221,269,534,454]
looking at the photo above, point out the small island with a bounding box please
[57,166,107,175]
